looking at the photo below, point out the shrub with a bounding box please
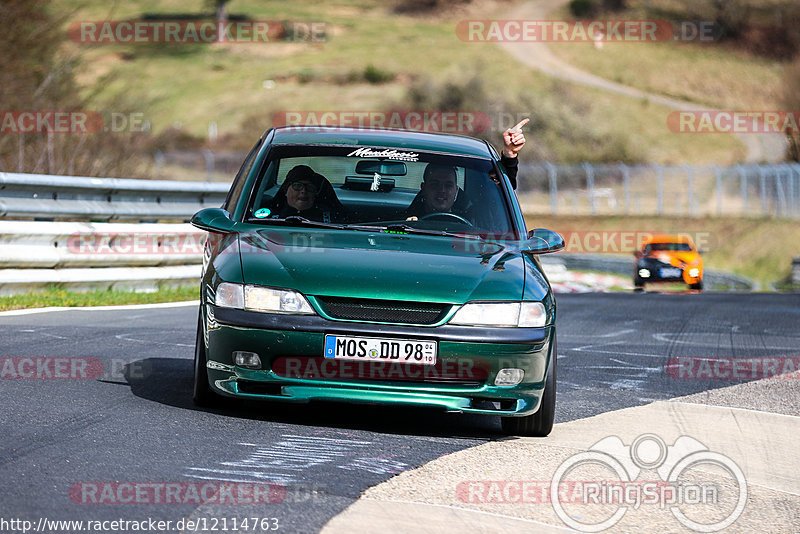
[569,0,597,18]
[363,64,395,84]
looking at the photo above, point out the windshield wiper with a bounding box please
[251,215,345,230]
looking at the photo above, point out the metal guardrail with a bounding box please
[0,169,778,294]
[0,172,228,221]
[0,221,205,295]
[0,221,203,268]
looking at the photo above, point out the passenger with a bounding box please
[264,165,346,223]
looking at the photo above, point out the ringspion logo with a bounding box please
[550,434,747,532]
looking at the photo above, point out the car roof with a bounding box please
[269,126,493,159]
[643,234,696,245]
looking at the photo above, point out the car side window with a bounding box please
[223,139,262,213]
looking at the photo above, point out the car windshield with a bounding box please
[646,242,693,252]
[245,145,517,238]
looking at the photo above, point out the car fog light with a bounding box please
[688,268,700,277]
[638,269,650,278]
[495,368,524,386]
[233,351,261,369]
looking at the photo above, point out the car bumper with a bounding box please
[204,305,555,417]
[637,265,702,284]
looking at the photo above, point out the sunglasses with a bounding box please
[290,181,319,193]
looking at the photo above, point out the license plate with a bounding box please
[324,335,437,365]
[659,267,681,277]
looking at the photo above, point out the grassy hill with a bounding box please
[53,0,748,165]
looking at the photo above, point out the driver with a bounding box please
[403,163,473,222]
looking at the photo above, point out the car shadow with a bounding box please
[124,357,513,440]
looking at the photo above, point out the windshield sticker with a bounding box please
[254,208,271,218]
[347,148,419,161]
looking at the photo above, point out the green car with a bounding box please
[191,126,564,436]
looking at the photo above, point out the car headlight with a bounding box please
[638,268,650,278]
[244,285,315,314]
[449,302,546,328]
[214,283,314,314]
[688,268,700,277]
[215,282,244,309]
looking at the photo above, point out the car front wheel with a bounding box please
[501,337,556,437]
[193,309,220,407]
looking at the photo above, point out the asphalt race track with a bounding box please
[1,292,799,533]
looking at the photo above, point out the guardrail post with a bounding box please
[584,163,595,215]
[794,163,800,218]
[683,163,694,216]
[203,149,215,182]
[788,164,795,218]
[714,165,722,216]
[655,164,664,215]
[759,166,768,216]
[793,257,800,285]
[620,162,630,215]
[737,164,747,215]
[546,162,558,215]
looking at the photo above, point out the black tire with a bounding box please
[634,276,644,290]
[689,281,703,291]
[501,337,556,437]
[193,308,220,407]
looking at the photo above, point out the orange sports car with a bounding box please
[633,234,703,290]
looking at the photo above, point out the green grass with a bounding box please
[53,0,747,164]
[0,285,198,311]
[548,0,787,111]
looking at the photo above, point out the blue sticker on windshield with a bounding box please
[254,208,271,218]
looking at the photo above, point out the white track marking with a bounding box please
[0,300,198,316]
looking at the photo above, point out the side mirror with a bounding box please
[521,228,565,255]
[191,208,237,233]
[633,250,643,258]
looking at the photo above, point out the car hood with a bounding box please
[645,251,701,267]
[237,227,528,304]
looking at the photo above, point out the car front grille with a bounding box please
[316,296,451,325]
